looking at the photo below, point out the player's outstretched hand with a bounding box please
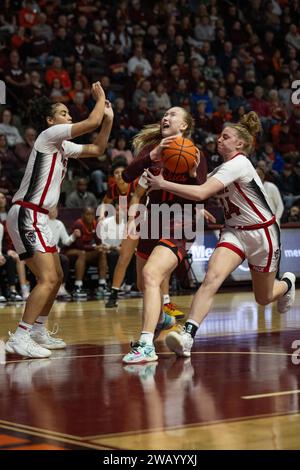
[149,136,177,161]
[145,168,165,191]
[91,81,105,101]
[189,147,201,178]
[104,100,114,121]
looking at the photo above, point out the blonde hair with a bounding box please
[226,111,262,155]
[132,108,194,157]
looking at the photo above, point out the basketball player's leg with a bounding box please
[5,252,62,358]
[123,246,178,363]
[23,251,63,324]
[165,247,243,357]
[111,237,138,288]
[141,245,178,333]
[106,237,138,307]
[251,271,295,314]
[249,225,295,312]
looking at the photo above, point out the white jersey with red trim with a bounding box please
[209,154,274,227]
[12,124,83,210]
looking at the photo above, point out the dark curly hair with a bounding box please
[27,97,61,133]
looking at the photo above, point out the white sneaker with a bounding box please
[5,332,51,358]
[165,328,194,357]
[21,284,30,300]
[31,328,66,350]
[277,272,296,314]
[57,285,71,299]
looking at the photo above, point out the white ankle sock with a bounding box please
[32,316,47,332]
[15,321,33,338]
[140,332,154,345]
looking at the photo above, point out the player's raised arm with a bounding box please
[79,100,114,158]
[70,82,106,139]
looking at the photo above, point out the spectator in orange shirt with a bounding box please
[45,56,72,91]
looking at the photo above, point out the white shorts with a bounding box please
[7,204,57,260]
[217,223,280,273]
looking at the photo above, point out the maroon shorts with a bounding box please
[136,237,186,264]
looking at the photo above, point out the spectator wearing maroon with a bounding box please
[0,133,19,175]
[251,43,272,79]
[26,70,46,100]
[193,102,212,136]
[263,1,281,33]
[225,71,237,96]
[218,41,235,75]
[45,56,72,91]
[18,0,39,30]
[64,207,107,299]
[130,96,156,130]
[51,27,74,63]
[49,77,70,104]
[128,0,149,26]
[14,127,37,170]
[151,52,167,84]
[275,158,300,208]
[27,27,50,68]
[143,25,160,55]
[75,15,89,39]
[211,100,232,135]
[268,89,288,123]
[69,92,90,123]
[77,0,98,18]
[249,86,271,118]
[275,120,297,155]
[288,106,300,152]
[170,79,189,108]
[175,51,190,80]
[11,26,30,51]
[229,21,249,46]
[111,98,132,139]
[4,50,30,107]
[166,64,181,94]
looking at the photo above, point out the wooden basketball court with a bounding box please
[0,289,300,450]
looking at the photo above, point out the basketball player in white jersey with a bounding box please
[5,82,113,358]
[146,111,296,358]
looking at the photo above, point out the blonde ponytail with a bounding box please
[227,111,262,154]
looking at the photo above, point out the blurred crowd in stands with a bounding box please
[0,0,300,299]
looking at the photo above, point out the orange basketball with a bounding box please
[161,137,198,174]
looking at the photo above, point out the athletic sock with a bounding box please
[184,319,199,338]
[14,321,33,338]
[140,332,154,345]
[282,277,292,294]
[32,315,47,332]
[163,294,170,305]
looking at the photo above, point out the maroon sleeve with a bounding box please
[122,146,153,182]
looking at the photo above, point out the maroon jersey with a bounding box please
[123,146,208,258]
